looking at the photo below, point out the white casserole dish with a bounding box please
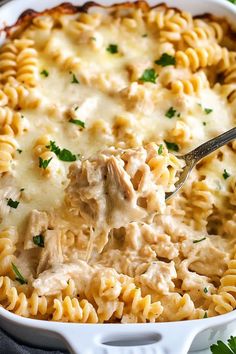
[1,0,236,353]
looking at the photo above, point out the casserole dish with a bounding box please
[1,0,236,353]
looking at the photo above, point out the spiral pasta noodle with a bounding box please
[0,135,18,174]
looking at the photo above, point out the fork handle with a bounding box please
[185,127,236,164]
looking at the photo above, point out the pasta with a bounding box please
[0,1,236,324]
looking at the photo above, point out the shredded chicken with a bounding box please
[24,209,49,250]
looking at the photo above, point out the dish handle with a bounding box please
[58,322,201,354]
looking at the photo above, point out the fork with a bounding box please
[165,127,236,200]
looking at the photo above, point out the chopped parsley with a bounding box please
[20,188,25,192]
[69,119,85,128]
[203,312,208,319]
[165,107,177,118]
[203,121,207,126]
[33,234,44,248]
[142,34,148,37]
[11,262,27,285]
[164,140,179,152]
[16,149,22,154]
[203,287,208,293]
[158,144,163,155]
[228,0,236,4]
[204,108,213,114]
[74,106,79,111]
[223,169,230,180]
[90,36,96,41]
[155,53,176,67]
[7,198,19,209]
[70,72,80,84]
[21,115,24,119]
[139,68,158,84]
[211,335,236,354]
[46,141,77,162]
[106,44,118,54]
[40,69,49,77]
[39,157,53,170]
[193,237,206,244]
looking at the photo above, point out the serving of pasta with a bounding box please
[0,1,236,324]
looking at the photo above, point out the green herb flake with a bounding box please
[164,140,179,152]
[17,149,22,154]
[155,53,176,67]
[90,36,96,41]
[228,0,236,4]
[71,73,80,84]
[74,106,79,111]
[7,198,19,209]
[203,312,208,319]
[193,237,206,244]
[106,44,118,54]
[33,234,44,248]
[211,335,236,354]
[46,140,77,162]
[158,144,163,155]
[165,107,177,119]
[40,69,49,77]
[203,121,207,126]
[204,108,213,115]
[139,68,158,84]
[203,287,208,293]
[142,34,148,37]
[69,119,85,128]
[21,115,24,119]
[11,262,27,285]
[20,188,25,192]
[223,169,230,180]
[39,157,53,170]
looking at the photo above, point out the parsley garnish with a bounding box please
[69,119,85,128]
[90,36,96,41]
[74,106,79,111]
[33,234,44,248]
[11,263,27,285]
[20,188,24,192]
[40,70,49,77]
[71,73,80,84]
[164,140,179,152]
[204,108,213,114]
[228,0,236,4]
[7,198,19,209]
[46,141,77,162]
[223,169,230,180]
[203,122,207,126]
[204,287,208,293]
[165,107,177,118]
[203,312,208,318]
[106,44,118,54]
[211,335,236,354]
[155,53,176,67]
[193,237,206,244]
[139,68,158,84]
[142,34,148,37]
[39,157,53,170]
[17,149,22,154]
[158,144,163,155]
[21,115,24,119]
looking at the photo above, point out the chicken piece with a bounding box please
[65,144,183,253]
[37,229,63,275]
[24,209,49,250]
[33,260,94,296]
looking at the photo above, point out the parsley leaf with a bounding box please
[158,144,163,155]
[165,107,177,118]
[11,262,27,285]
[204,108,213,114]
[17,149,22,154]
[155,53,176,67]
[204,287,208,293]
[139,68,158,84]
[33,234,44,248]
[46,141,77,162]
[106,44,118,54]
[142,34,148,37]
[228,0,236,4]
[203,121,207,126]
[223,169,230,180]
[164,140,179,152]
[7,198,19,209]
[71,73,80,84]
[39,157,53,170]
[58,149,76,162]
[193,237,206,244]
[69,119,85,128]
[211,336,236,354]
[40,69,49,77]
[203,312,208,318]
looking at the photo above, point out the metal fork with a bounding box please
[165,127,236,200]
